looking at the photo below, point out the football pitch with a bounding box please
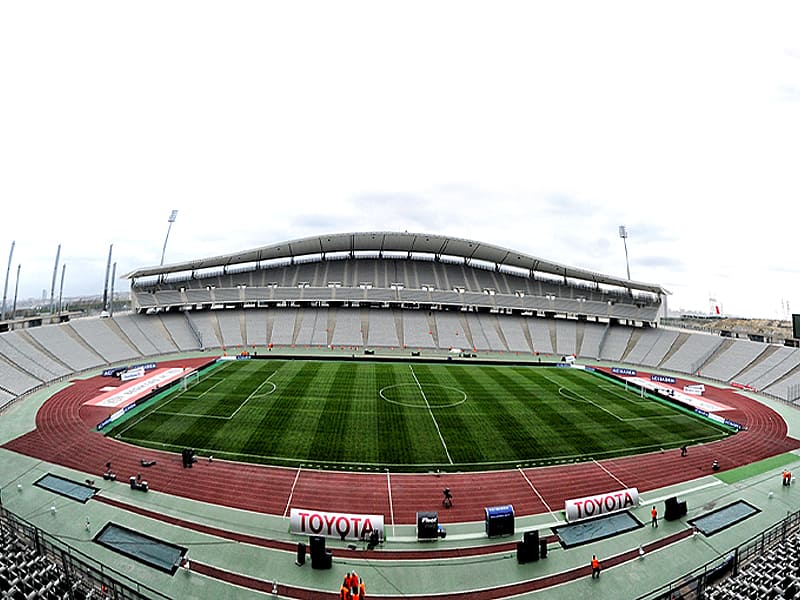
[108,359,732,472]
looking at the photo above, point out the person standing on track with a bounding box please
[591,554,601,579]
[651,505,658,528]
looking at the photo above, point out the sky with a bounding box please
[1,1,799,318]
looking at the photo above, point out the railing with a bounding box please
[637,508,800,600]
[0,505,172,599]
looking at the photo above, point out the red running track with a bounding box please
[4,360,800,525]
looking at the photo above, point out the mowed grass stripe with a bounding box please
[110,360,731,471]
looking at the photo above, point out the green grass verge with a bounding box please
[106,359,732,472]
[715,453,800,484]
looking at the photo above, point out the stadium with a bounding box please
[2,231,800,600]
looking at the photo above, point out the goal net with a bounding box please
[181,370,201,392]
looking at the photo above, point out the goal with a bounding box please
[180,370,201,392]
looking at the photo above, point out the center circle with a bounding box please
[379,383,467,409]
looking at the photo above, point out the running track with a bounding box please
[3,358,800,597]
[4,358,799,525]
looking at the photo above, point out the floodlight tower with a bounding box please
[619,225,631,280]
[160,210,179,266]
[1,241,14,321]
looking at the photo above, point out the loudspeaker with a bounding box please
[523,530,539,547]
[296,542,306,566]
[309,536,326,562]
[516,540,539,564]
[664,497,686,521]
[539,539,548,559]
[312,550,333,570]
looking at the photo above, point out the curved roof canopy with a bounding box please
[125,231,668,295]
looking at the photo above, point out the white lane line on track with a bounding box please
[517,466,557,520]
[592,458,628,489]
[283,465,303,517]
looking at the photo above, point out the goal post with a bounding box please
[181,370,201,392]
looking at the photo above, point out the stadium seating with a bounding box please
[705,532,800,600]
[25,324,104,372]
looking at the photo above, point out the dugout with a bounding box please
[485,504,515,538]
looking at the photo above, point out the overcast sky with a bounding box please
[1,2,799,318]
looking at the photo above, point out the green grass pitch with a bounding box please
[107,359,732,472]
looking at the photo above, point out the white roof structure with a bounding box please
[124,231,668,296]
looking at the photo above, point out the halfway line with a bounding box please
[409,365,453,465]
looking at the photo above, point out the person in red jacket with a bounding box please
[651,506,658,528]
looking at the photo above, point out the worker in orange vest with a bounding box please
[339,581,351,600]
[651,506,658,528]
[348,571,359,593]
[358,577,366,599]
[591,554,601,579]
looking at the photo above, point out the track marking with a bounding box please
[283,465,302,517]
[409,365,453,465]
[386,470,396,537]
[592,458,628,489]
[517,466,558,520]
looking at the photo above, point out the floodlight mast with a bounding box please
[1,241,14,321]
[619,225,631,280]
[160,210,179,266]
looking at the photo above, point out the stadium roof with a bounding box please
[124,231,668,295]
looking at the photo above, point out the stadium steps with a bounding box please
[0,335,51,383]
[156,313,183,350]
[491,315,511,352]
[327,308,338,347]
[264,310,275,344]
[458,313,476,351]
[575,320,585,355]
[519,316,535,353]
[734,345,786,386]
[360,308,370,346]
[291,309,305,345]
[596,321,612,358]
[655,330,689,367]
[762,362,800,400]
[547,319,558,354]
[620,327,645,363]
[238,311,247,346]
[14,330,75,376]
[425,311,440,349]
[698,338,736,378]
[103,316,146,358]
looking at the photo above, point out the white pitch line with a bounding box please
[409,365,453,465]
[229,371,277,419]
[387,470,396,537]
[517,467,557,520]
[283,465,303,517]
[592,458,628,490]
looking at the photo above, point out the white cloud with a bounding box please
[1,1,799,318]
